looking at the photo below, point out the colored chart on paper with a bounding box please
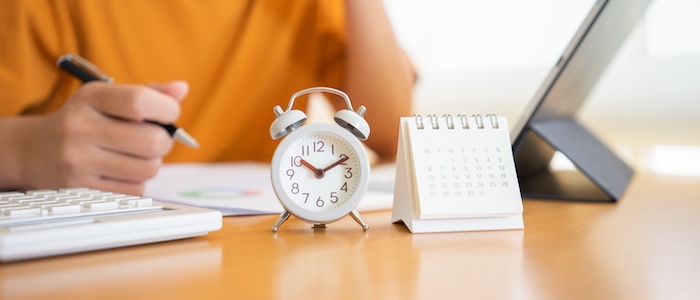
[179,187,262,199]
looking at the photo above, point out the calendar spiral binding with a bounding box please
[412,114,500,130]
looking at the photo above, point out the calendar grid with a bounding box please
[405,114,523,219]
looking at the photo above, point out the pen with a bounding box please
[56,53,199,149]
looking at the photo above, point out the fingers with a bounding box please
[70,172,150,196]
[22,80,189,194]
[70,164,158,197]
[68,81,186,157]
[59,139,164,196]
[95,117,174,159]
[61,97,175,159]
[92,150,162,184]
[147,80,189,102]
[91,180,147,196]
[80,81,183,124]
[19,114,162,196]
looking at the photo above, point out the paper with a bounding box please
[144,162,395,216]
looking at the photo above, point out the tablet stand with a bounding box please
[514,117,633,202]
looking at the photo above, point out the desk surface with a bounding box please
[1,172,699,300]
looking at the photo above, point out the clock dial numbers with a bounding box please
[280,132,360,212]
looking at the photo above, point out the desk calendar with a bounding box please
[392,114,524,233]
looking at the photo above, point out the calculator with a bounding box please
[0,188,221,262]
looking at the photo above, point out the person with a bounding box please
[0,0,414,195]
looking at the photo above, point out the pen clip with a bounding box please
[57,53,114,83]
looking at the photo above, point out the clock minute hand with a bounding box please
[300,159,325,179]
[322,155,349,172]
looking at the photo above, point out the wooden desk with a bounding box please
[1,172,699,299]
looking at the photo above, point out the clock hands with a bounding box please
[299,159,325,178]
[323,155,349,172]
[299,159,318,172]
[299,155,349,179]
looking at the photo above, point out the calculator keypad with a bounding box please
[0,188,160,226]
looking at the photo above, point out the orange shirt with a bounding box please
[0,0,346,163]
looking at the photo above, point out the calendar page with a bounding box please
[403,115,523,219]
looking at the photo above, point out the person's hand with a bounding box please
[17,80,189,195]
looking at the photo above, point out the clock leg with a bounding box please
[271,210,291,232]
[349,209,369,231]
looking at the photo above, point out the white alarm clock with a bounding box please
[269,87,371,232]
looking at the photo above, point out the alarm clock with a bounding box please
[269,87,371,232]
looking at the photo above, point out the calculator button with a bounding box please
[83,201,118,210]
[46,195,80,202]
[46,204,82,214]
[25,189,59,196]
[61,197,94,204]
[0,192,25,200]
[25,200,58,207]
[91,194,126,200]
[82,192,113,198]
[134,198,152,207]
[7,195,42,203]
[3,207,41,217]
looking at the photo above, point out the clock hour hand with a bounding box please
[300,159,325,178]
[299,159,318,172]
[322,155,349,172]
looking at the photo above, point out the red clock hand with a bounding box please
[300,159,325,178]
[323,155,349,172]
[299,159,317,172]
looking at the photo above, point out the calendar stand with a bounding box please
[391,115,524,233]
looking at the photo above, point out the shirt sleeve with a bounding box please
[0,1,76,116]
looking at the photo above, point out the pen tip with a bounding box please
[174,129,200,149]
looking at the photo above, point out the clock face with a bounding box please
[271,123,369,223]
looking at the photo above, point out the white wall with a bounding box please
[383,0,700,171]
[384,0,595,118]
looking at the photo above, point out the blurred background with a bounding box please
[383,0,700,176]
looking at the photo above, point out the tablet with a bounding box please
[511,0,652,201]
